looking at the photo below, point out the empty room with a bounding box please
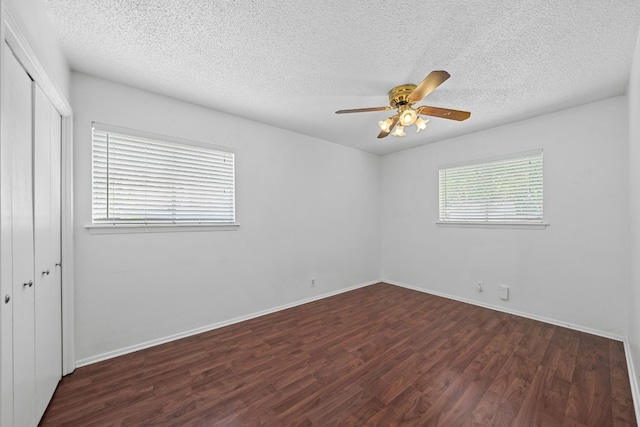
[2,0,640,425]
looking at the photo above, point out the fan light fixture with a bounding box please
[392,125,405,137]
[378,117,394,133]
[379,107,429,136]
[399,108,417,126]
[415,117,429,132]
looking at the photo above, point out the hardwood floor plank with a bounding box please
[342,396,385,425]
[40,283,637,426]
[610,340,637,426]
[465,389,501,426]
[513,364,556,426]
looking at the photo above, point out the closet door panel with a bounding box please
[33,85,50,280]
[4,46,36,427]
[49,105,62,282]
[33,85,62,421]
[49,105,62,344]
[0,47,16,427]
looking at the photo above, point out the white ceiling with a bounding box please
[45,0,640,155]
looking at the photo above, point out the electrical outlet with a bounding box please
[310,278,316,288]
[477,282,483,292]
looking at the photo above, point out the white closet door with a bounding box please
[33,84,62,421]
[0,49,16,427]
[4,46,36,427]
[49,97,63,383]
[49,106,62,307]
[49,103,62,299]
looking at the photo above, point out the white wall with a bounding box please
[71,72,381,363]
[4,0,69,98]
[628,28,640,398]
[381,96,629,337]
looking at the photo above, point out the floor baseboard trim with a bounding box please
[75,280,380,368]
[623,340,640,423]
[383,279,625,342]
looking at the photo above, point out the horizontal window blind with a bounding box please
[92,124,235,224]
[439,150,543,223]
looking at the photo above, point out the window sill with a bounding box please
[85,223,240,235]
[436,221,548,230]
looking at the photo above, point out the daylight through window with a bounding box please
[438,150,543,224]
[92,123,235,225]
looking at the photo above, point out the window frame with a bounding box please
[437,149,548,229]
[86,122,239,234]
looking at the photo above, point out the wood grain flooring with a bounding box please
[40,283,637,426]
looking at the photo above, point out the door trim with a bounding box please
[3,10,75,376]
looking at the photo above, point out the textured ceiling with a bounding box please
[45,0,640,155]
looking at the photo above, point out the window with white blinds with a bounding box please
[439,150,543,224]
[92,123,235,225]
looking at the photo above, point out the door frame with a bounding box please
[1,7,75,380]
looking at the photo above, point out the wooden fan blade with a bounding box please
[407,70,451,103]
[377,116,399,139]
[335,106,391,114]
[417,105,471,121]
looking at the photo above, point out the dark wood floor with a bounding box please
[40,283,637,426]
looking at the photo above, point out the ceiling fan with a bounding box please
[335,70,471,138]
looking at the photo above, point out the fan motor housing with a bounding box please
[388,84,417,108]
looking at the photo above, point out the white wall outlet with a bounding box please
[500,285,509,300]
[477,282,483,292]
[310,277,316,288]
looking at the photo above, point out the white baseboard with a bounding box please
[383,279,625,342]
[75,279,380,368]
[623,340,640,423]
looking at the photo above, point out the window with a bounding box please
[438,150,543,224]
[92,123,235,225]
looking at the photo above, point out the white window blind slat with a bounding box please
[439,151,543,223]
[92,125,235,224]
